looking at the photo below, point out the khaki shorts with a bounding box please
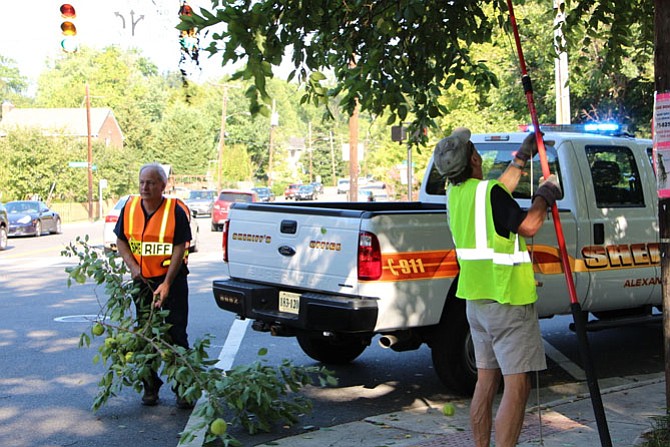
[466,299,547,375]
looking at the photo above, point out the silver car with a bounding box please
[185,189,217,217]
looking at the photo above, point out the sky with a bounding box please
[1,0,229,93]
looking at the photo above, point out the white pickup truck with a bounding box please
[213,126,660,395]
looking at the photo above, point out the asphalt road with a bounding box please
[0,192,664,447]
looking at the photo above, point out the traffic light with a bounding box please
[178,1,200,79]
[59,4,79,53]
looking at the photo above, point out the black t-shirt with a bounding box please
[113,197,192,246]
[490,185,526,237]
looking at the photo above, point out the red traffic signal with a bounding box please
[59,4,79,53]
[60,3,76,18]
[179,1,193,16]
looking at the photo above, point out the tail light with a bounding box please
[105,214,119,224]
[358,231,381,280]
[222,219,229,262]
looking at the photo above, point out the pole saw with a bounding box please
[504,2,612,446]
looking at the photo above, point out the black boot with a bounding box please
[141,376,163,406]
[176,394,195,410]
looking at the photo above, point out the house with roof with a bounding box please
[0,101,124,148]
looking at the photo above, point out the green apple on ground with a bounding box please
[442,403,455,416]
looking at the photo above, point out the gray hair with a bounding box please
[139,162,168,184]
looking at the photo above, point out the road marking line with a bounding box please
[179,318,250,447]
[2,245,68,258]
[543,339,586,381]
[215,319,251,371]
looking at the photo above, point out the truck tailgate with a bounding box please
[226,204,364,294]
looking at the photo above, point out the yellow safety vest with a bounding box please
[447,179,537,305]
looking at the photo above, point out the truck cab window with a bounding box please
[424,142,561,200]
[586,146,644,208]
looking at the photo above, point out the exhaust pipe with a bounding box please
[378,331,422,351]
[379,334,399,349]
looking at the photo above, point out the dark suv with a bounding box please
[0,202,8,250]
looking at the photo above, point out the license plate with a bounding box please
[279,291,300,315]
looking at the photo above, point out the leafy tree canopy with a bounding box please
[0,55,29,108]
[181,0,653,141]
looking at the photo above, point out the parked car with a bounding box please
[295,184,317,201]
[252,187,275,202]
[211,190,257,231]
[283,183,301,200]
[0,202,8,250]
[337,178,350,194]
[310,182,324,194]
[185,189,217,217]
[361,183,391,201]
[6,200,61,237]
[103,195,199,253]
[357,189,375,202]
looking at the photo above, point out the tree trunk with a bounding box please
[654,0,670,411]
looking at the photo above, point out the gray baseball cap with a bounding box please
[432,127,472,178]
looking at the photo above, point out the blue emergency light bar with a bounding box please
[519,123,630,136]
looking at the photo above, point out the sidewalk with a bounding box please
[266,373,666,447]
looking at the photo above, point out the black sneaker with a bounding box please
[176,395,195,409]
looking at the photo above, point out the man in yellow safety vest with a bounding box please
[433,128,561,447]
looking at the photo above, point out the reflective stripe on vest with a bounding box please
[454,181,531,266]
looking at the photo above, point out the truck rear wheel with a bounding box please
[297,332,369,364]
[430,299,477,396]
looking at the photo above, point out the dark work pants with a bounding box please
[134,273,189,389]
[134,273,190,349]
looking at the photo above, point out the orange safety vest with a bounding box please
[123,195,190,278]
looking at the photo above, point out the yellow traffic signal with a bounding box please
[60,3,79,53]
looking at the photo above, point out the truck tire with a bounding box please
[430,298,477,396]
[297,332,369,364]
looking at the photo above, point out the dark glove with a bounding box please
[532,174,562,208]
[517,132,539,162]
[517,132,555,162]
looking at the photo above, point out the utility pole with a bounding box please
[308,121,313,183]
[348,101,359,202]
[329,130,336,186]
[218,85,228,191]
[268,100,278,187]
[85,83,94,221]
[348,55,360,202]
